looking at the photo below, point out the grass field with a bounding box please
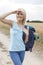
[0,22,43,53]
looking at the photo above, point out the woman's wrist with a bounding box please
[11,10,17,14]
[5,10,17,16]
[0,10,17,19]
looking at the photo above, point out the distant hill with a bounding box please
[27,20,43,23]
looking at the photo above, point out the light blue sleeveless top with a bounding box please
[9,22,25,51]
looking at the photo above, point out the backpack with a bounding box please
[22,25,35,52]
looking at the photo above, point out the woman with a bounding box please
[0,8,29,65]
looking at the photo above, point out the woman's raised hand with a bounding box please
[11,10,17,14]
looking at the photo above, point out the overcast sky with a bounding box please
[0,0,43,21]
[7,0,43,4]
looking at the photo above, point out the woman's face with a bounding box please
[16,10,25,22]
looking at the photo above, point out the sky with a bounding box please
[0,0,43,21]
[7,0,43,4]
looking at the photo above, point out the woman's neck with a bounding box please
[17,21,24,29]
[17,20,24,25]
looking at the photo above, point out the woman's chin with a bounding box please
[17,19,23,22]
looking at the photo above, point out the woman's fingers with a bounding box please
[12,10,22,14]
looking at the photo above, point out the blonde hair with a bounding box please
[16,8,26,24]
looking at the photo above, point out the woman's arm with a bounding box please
[0,10,17,26]
[23,28,29,43]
